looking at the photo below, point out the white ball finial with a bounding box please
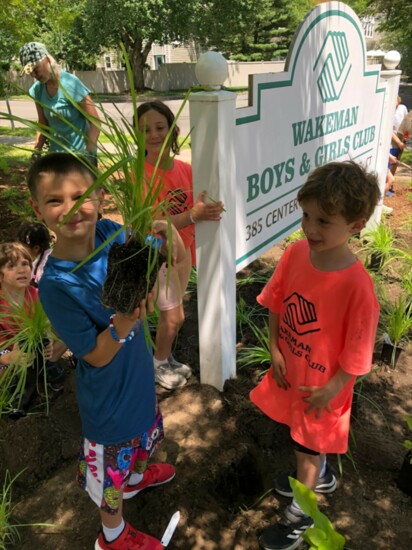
[195,51,228,90]
[383,50,401,70]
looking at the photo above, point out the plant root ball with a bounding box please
[101,240,162,314]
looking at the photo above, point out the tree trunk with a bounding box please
[5,97,15,131]
[126,39,153,91]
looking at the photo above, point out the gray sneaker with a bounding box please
[168,355,192,379]
[274,463,337,497]
[155,363,187,390]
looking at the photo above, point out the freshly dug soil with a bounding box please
[101,239,162,314]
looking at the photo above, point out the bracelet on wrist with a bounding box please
[189,210,196,224]
[109,314,135,344]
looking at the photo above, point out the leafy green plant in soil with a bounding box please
[290,477,346,549]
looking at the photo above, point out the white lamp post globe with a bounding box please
[195,51,228,89]
[383,50,401,70]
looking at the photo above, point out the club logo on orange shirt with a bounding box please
[282,292,320,336]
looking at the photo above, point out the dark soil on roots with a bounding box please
[101,239,162,314]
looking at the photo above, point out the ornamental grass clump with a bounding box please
[0,296,57,416]
[360,221,405,271]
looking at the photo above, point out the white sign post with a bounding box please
[190,2,400,390]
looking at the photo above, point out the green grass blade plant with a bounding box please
[236,297,265,340]
[0,295,57,416]
[359,221,405,271]
[237,319,271,373]
[0,470,21,548]
[236,271,269,288]
[289,477,346,549]
[0,469,67,548]
[379,293,412,349]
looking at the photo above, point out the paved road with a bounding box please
[0,94,249,138]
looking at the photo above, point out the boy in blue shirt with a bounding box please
[28,153,180,550]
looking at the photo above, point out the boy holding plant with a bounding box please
[28,153,182,550]
[250,161,380,550]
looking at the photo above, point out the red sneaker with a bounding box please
[95,521,163,549]
[123,464,175,500]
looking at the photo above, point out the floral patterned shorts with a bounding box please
[77,407,164,514]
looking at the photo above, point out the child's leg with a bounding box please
[99,501,124,540]
[295,449,321,491]
[79,437,165,548]
[154,249,192,361]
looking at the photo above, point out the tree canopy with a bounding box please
[371,1,412,77]
[1,0,411,92]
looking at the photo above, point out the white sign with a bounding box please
[234,2,386,271]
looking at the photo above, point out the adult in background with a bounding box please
[389,95,409,180]
[19,42,100,163]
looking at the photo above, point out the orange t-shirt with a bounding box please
[144,159,195,252]
[250,239,379,454]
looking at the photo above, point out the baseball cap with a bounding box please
[19,42,49,75]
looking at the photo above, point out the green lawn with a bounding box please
[0,127,35,138]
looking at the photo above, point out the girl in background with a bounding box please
[17,221,53,286]
[0,242,57,417]
[137,101,224,390]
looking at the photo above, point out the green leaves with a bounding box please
[289,477,346,550]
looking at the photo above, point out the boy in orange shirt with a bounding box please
[251,161,381,550]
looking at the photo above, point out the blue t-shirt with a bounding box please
[39,219,156,445]
[30,71,92,153]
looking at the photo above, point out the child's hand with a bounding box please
[299,385,334,418]
[43,341,54,360]
[190,191,224,222]
[152,220,185,266]
[117,293,155,324]
[271,348,290,390]
[8,344,32,366]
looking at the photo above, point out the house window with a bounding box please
[361,16,375,39]
[154,55,166,70]
[105,55,112,70]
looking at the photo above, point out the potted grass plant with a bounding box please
[397,416,412,497]
[0,296,59,417]
[359,221,405,271]
[377,292,412,367]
